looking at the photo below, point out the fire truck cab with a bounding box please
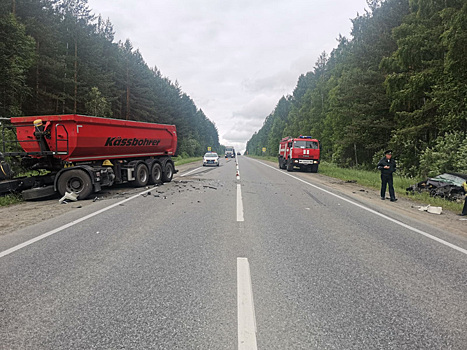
[278,136,320,173]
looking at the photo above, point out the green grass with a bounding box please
[248,156,464,213]
[0,193,23,207]
[248,154,278,163]
[173,156,203,166]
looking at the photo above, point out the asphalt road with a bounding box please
[1,156,466,349]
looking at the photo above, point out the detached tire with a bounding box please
[57,169,93,199]
[22,186,56,201]
[131,163,149,187]
[148,162,162,185]
[162,162,174,182]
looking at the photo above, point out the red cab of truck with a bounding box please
[278,136,320,173]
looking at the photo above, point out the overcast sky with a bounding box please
[88,0,368,152]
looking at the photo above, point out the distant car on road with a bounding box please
[237,152,241,156]
[203,152,220,166]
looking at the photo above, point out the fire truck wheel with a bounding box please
[162,162,174,182]
[148,163,162,185]
[311,164,319,173]
[286,159,294,172]
[132,163,149,187]
[57,169,93,199]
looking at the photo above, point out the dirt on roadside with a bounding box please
[0,162,202,236]
[303,170,467,238]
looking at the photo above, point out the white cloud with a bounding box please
[88,0,368,151]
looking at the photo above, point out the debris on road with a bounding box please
[59,192,78,203]
[418,205,443,215]
[407,173,466,201]
[203,185,218,190]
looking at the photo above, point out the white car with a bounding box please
[203,152,220,166]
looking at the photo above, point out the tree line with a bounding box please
[246,0,467,177]
[0,0,221,157]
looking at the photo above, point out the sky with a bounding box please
[87,0,369,153]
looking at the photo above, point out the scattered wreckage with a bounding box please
[406,173,467,202]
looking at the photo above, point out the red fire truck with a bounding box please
[278,136,320,173]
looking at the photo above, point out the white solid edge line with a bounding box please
[237,184,244,222]
[249,158,467,256]
[0,188,153,259]
[180,166,203,177]
[237,257,258,350]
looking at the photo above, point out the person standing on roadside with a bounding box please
[460,181,467,216]
[377,150,397,202]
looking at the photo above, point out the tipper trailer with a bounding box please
[0,114,178,200]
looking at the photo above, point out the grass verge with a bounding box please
[173,157,203,166]
[248,156,464,213]
[248,155,278,163]
[0,193,23,207]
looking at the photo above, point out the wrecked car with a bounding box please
[406,173,467,201]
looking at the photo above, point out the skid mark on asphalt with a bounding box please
[179,166,218,178]
[304,190,326,206]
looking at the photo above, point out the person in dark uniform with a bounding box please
[460,181,467,216]
[377,150,397,202]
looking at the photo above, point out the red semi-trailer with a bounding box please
[278,136,320,173]
[0,115,178,200]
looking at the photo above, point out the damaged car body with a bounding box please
[406,173,467,201]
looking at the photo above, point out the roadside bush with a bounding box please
[419,132,467,177]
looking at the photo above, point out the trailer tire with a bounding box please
[57,169,93,199]
[149,163,162,185]
[22,186,56,201]
[286,159,293,172]
[162,162,174,182]
[131,163,149,187]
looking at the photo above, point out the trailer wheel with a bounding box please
[286,159,294,172]
[57,169,93,199]
[131,163,149,187]
[148,163,162,185]
[22,186,56,201]
[162,162,174,182]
